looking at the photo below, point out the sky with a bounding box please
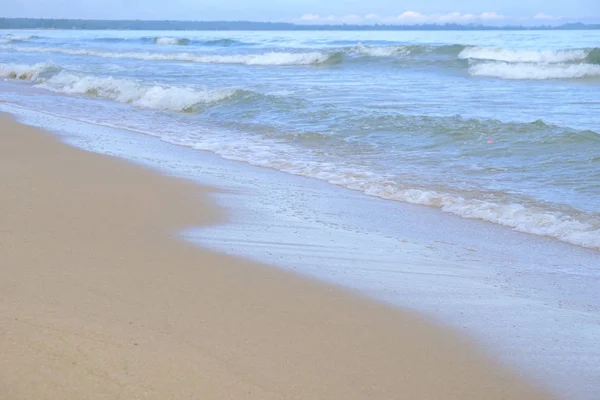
[4,0,600,25]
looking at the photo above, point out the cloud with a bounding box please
[299,14,321,21]
[397,11,423,19]
[533,13,558,20]
[480,12,504,20]
[296,11,507,25]
[299,13,336,22]
[299,14,365,24]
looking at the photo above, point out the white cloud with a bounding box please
[299,14,321,21]
[397,11,423,19]
[297,11,507,25]
[480,11,504,20]
[299,13,336,22]
[534,13,557,20]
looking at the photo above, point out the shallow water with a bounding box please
[2,100,599,399]
[1,29,599,249]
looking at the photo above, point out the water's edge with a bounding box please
[2,103,599,399]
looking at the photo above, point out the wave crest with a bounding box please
[202,38,243,46]
[0,62,58,80]
[0,34,36,44]
[153,37,190,46]
[469,62,600,80]
[459,47,589,63]
[585,48,600,64]
[350,43,466,58]
[92,37,247,47]
[0,63,237,112]
[1,45,342,66]
[183,133,600,251]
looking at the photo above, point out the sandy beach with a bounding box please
[0,114,554,399]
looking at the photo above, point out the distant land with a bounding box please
[1,18,599,31]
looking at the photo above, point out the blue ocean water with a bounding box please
[1,29,599,250]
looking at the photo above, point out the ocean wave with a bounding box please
[459,47,589,63]
[177,134,600,251]
[469,62,600,80]
[0,62,58,80]
[92,37,247,47]
[1,45,342,66]
[318,113,599,146]
[202,38,245,46]
[585,48,600,64]
[153,37,190,46]
[0,63,238,112]
[349,43,466,58]
[352,44,600,70]
[0,34,36,44]
[352,44,411,57]
[3,60,599,249]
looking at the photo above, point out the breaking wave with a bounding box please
[459,47,590,63]
[2,60,599,249]
[92,37,247,46]
[5,42,600,76]
[1,45,343,65]
[202,38,246,46]
[459,46,600,80]
[171,126,600,251]
[359,44,600,64]
[0,34,36,44]
[469,62,600,80]
[153,37,190,46]
[0,62,59,80]
[349,43,466,57]
[0,62,238,112]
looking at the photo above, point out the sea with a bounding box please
[1,29,599,398]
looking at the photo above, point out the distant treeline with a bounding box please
[1,18,599,31]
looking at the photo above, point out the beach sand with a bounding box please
[0,115,553,399]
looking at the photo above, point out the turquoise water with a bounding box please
[1,29,599,250]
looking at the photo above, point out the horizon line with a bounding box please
[1,17,599,30]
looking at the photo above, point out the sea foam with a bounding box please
[153,37,190,46]
[0,63,236,112]
[459,47,589,63]
[353,44,409,57]
[469,62,600,79]
[0,34,35,44]
[177,133,600,251]
[2,45,341,66]
[0,62,57,80]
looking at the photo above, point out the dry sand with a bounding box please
[0,115,554,399]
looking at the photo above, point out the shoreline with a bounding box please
[3,101,600,399]
[0,115,554,398]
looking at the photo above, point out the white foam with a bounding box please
[1,45,338,66]
[0,62,57,80]
[153,37,188,46]
[0,63,235,112]
[0,34,34,44]
[459,47,589,63]
[41,72,235,111]
[353,44,408,57]
[161,132,600,251]
[469,62,600,79]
